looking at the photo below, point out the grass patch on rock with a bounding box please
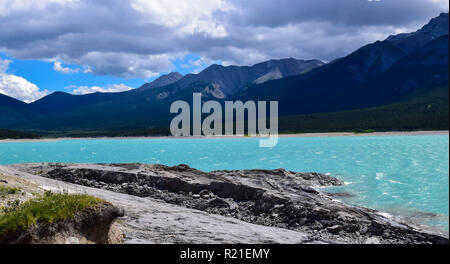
[0,186,21,197]
[0,192,105,236]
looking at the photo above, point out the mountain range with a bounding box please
[239,13,449,116]
[0,13,448,136]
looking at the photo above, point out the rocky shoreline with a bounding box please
[5,163,448,244]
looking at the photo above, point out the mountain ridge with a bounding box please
[137,72,183,91]
[135,57,325,100]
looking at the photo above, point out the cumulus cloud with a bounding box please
[0,57,11,73]
[0,57,48,102]
[53,61,80,74]
[66,83,134,95]
[0,0,448,77]
[0,75,48,103]
[131,0,231,37]
[67,52,176,78]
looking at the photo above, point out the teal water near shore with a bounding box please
[0,135,448,231]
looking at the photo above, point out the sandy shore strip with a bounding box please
[0,130,448,143]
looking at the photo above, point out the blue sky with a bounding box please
[0,0,448,103]
[1,51,211,93]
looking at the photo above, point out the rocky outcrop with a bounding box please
[0,203,124,244]
[173,58,324,98]
[12,163,449,244]
[137,72,183,91]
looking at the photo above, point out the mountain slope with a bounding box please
[0,94,40,127]
[29,91,124,115]
[386,12,449,53]
[238,14,449,116]
[278,84,449,133]
[173,58,324,98]
[363,35,449,102]
[136,72,183,91]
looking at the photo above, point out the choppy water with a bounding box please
[0,135,448,231]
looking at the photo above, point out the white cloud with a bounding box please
[65,52,177,78]
[53,61,79,74]
[0,57,11,73]
[0,57,48,102]
[0,74,48,103]
[66,83,134,95]
[131,0,231,37]
[217,47,269,66]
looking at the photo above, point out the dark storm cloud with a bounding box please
[0,0,448,78]
[229,0,448,27]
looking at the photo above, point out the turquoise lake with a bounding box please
[0,135,448,231]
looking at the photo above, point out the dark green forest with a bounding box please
[0,129,40,139]
[278,85,449,133]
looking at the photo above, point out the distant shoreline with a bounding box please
[0,130,448,143]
